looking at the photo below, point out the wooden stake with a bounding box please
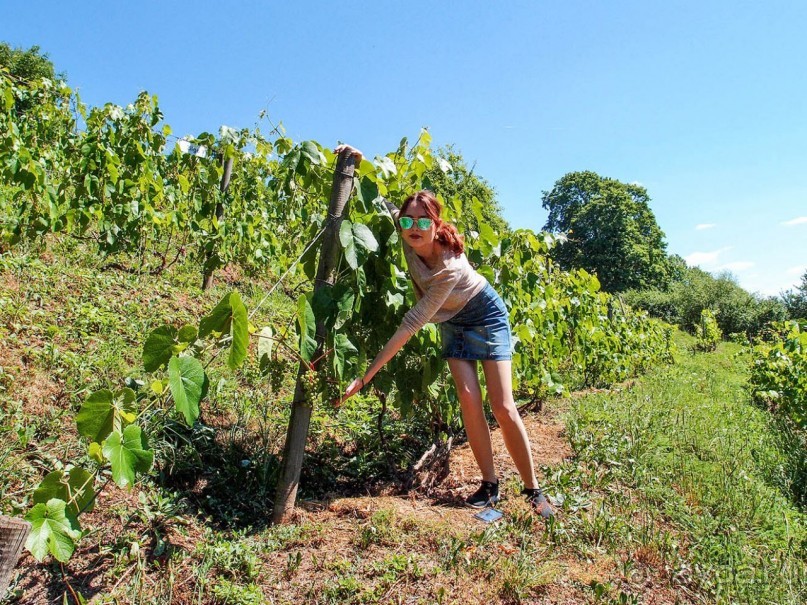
[272,149,357,523]
[202,156,234,290]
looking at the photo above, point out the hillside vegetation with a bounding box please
[1,48,805,605]
[0,241,805,604]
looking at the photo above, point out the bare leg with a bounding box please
[448,358,496,483]
[481,359,538,490]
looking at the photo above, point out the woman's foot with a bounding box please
[465,480,500,508]
[522,487,554,518]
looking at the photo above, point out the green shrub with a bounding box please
[694,309,721,352]
[750,320,807,431]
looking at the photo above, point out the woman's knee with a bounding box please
[456,383,482,407]
[490,397,518,421]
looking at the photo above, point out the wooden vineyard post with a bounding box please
[0,516,30,598]
[202,155,234,290]
[272,149,357,523]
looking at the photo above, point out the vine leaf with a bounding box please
[168,356,208,425]
[352,223,379,253]
[198,293,234,338]
[374,156,397,178]
[103,425,154,488]
[33,467,95,516]
[339,220,379,270]
[75,388,136,444]
[339,220,359,269]
[355,176,379,213]
[297,296,317,363]
[333,286,355,330]
[178,324,198,343]
[333,333,358,382]
[198,291,249,370]
[258,326,273,372]
[25,498,81,562]
[143,325,178,372]
[228,291,248,370]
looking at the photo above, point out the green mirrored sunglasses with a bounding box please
[399,216,433,230]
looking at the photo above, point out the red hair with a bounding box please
[400,190,464,255]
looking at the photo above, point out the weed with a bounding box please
[197,534,260,582]
[210,579,265,605]
[498,555,558,603]
[356,508,401,549]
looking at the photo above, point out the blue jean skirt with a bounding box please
[440,282,513,361]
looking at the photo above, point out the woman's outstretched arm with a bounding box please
[339,325,411,404]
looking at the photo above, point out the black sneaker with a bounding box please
[522,488,554,519]
[465,480,500,509]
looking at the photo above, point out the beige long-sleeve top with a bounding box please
[384,201,488,337]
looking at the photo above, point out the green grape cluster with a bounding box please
[317,372,343,404]
[300,368,318,399]
[261,355,292,392]
[298,367,342,404]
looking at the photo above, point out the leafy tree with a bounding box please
[0,42,57,81]
[623,266,788,337]
[781,270,807,320]
[424,145,509,235]
[541,171,670,292]
[0,42,62,115]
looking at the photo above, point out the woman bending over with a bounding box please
[336,144,553,518]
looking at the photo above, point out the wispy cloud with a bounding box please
[717,261,754,272]
[695,223,716,231]
[781,216,807,226]
[786,265,806,276]
[685,247,731,268]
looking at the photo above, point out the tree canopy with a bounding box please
[623,266,787,337]
[0,42,58,82]
[781,270,807,320]
[541,171,670,292]
[425,145,509,235]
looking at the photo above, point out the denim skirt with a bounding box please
[440,282,513,361]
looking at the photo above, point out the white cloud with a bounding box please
[695,223,716,231]
[786,265,807,276]
[781,216,807,226]
[685,247,732,268]
[717,261,754,272]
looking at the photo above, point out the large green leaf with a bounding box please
[258,326,273,362]
[198,293,233,338]
[339,220,379,270]
[374,156,396,178]
[333,286,355,330]
[351,223,379,253]
[228,291,248,370]
[339,220,358,269]
[300,140,325,166]
[333,333,358,382]
[178,324,198,344]
[25,498,81,562]
[311,284,355,331]
[75,388,136,443]
[355,176,379,213]
[297,295,317,363]
[102,425,154,488]
[142,325,178,372]
[197,292,248,369]
[33,467,95,516]
[168,356,208,425]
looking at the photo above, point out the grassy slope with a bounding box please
[1,240,805,605]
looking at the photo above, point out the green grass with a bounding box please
[2,238,806,604]
[560,332,807,604]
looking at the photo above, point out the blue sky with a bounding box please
[4,1,806,295]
